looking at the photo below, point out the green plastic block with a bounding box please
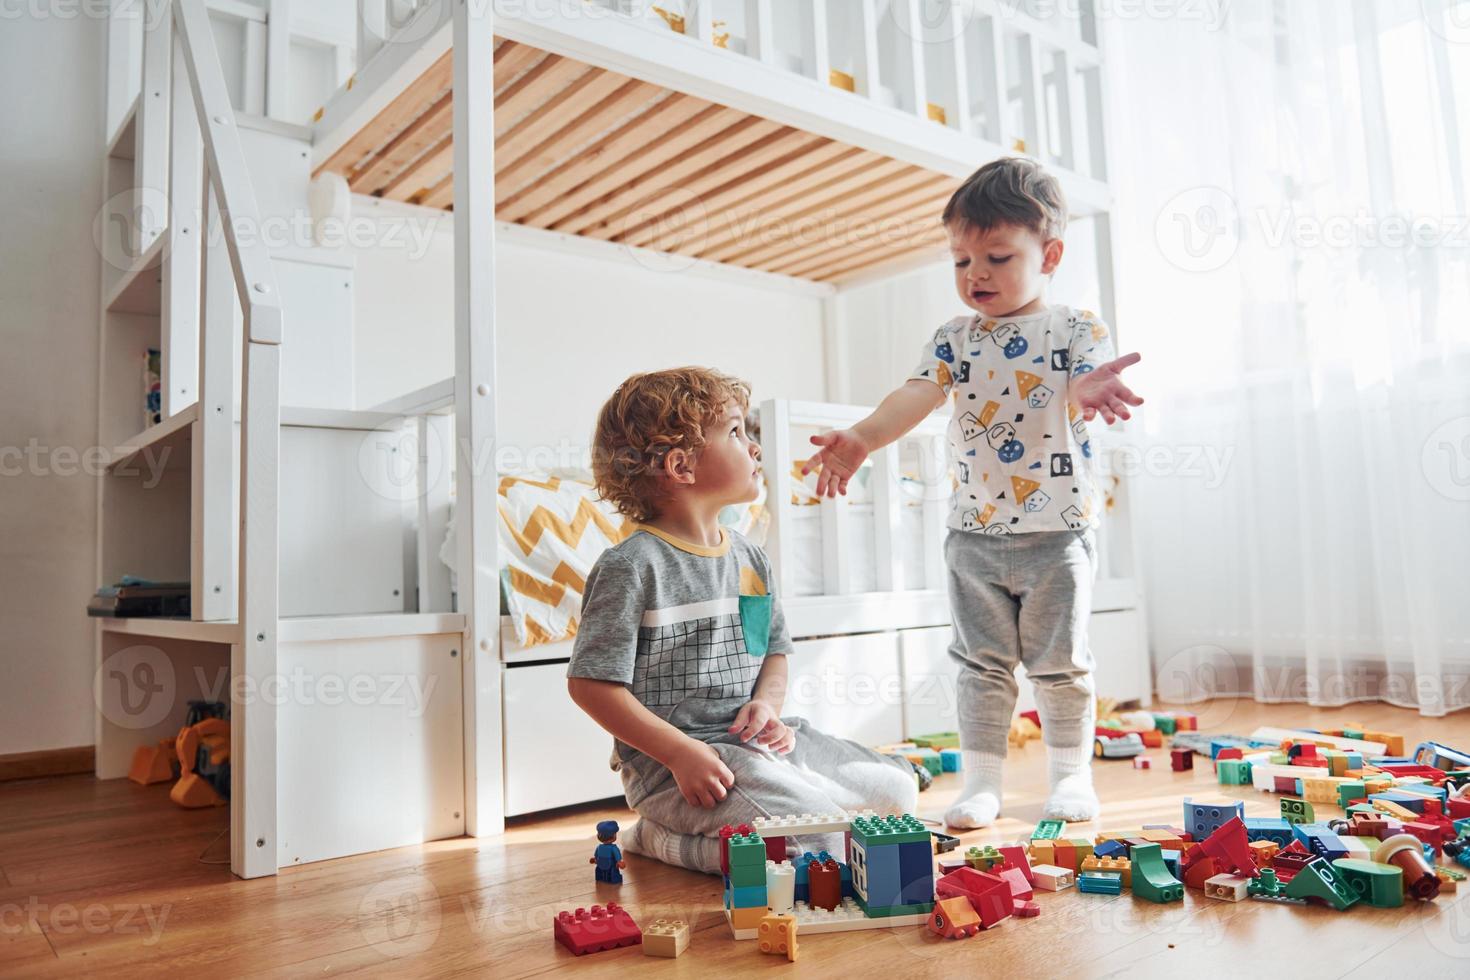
[728,832,766,867]
[1337,782,1367,809]
[910,732,960,750]
[1280,798,1314,825]
[1032,819,1065,840]
[729,863,765,888]
[1248,868,1287,897]
[1346,803,1378,817]
[861,900,936,918]
[850,813,930,846]
[1152,715,1177,736]
[1129,843,1183,903]
[1217,759,1252,785]
[911,749,943,777]
[965,845,1005,871]
[1284,858,1358,910]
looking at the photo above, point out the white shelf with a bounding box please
[279,406,408,432]
[278,613,466,643]
[106,403,197,473]
[96,616,238,644]
[104,232,165,315]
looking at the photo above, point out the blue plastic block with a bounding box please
[856,841,903,907]
[1244,817,1294,846]
[727,883,767,909]
[1078,871,1123,895]
[898,840,935,905]
[941,748,962,772]
[1413,740,1470,770]
[1292,824,1347,861]
[1161,849,1182,879]
[1094,840,1127,859]
[1370,791,1428,814]
[1183,798,1246,839]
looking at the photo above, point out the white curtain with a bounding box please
[1101,1,1470,715]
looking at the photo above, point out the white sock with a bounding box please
[621,818,722,874]
[1041,743,1099,821]
[943,751,1004,829]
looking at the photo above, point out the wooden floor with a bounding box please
[4,699,1470,978]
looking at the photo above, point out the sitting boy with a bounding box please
[568,367,918,873]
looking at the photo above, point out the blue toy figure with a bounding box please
[591,820,627,885]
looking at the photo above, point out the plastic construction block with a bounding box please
[852,837,902,908]
[898,840,937,905]
[851,813,930,846]
[1194,817,1258,877]
[860,900,936,919]
[1216,759,1253,785]
[554,904,642,956]
[1130,843,1184,903]
[997,865,1033,900]
[764,834,788,863]
[1282,858,1358,910]
[1204,873,1252,902]
[1375,833,1442,900]
[729,905,768,931]
[997,844,1033,883]
[1013,899,1041,917]
[728,832,767,868]
[932,831,962,854]
[642,919,689,958]
[725,882,767,910]
[1337,782,1369,809]
[934,867,1011,929]
[1032,864,1074,891]
[1094,840,1128,860]
[729,861,766,889]
[1078,871,1123,895]
[750,811,870,837]
[806,854,843,911]
[911,731,961,750]
[1081,855,1132,889]
[1133,757,1152,770]
[1171,747,1193,771]
[1032,819,1066,841]
[940,749,963,772]
[964,845,1007,871]
[1280,798,1314,825]
[928,896,983,939]
[1183,798,1246,840]
[1332,858,1405,908]
[767,860,796,914]
[903,748,944,777]
[757,914,798,962]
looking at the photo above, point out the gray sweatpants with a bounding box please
[946,528,1098,759]
[630,717,919,874]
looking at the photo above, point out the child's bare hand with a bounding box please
[1071,352,1144,424]
[729,700,795,754]
[669,739,735,808]
[802,429,870,497]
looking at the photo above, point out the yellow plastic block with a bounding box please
[1081,855,1132,888]
[757,914,798,962]
[643,919,689,958]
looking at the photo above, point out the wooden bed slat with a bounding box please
[318,35,968,284]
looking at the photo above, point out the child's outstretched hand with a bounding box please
[669,739,736,808]
[729,700,796,754]
[1071,352,1145,424]
[802,429,870,497]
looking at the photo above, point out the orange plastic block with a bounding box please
[1183,855,1220,890]
[127,739,176,785]
[170,772,225,808]
[757,915,798,962]
[928,896,982,940]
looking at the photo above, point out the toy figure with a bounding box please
[591,820,628,885]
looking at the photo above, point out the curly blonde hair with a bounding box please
[592,367,752,523]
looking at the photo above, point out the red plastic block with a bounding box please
[1171,748,1193,772]
[719,823,753,876]
[1214,747,1243,762]
[996,844,1034,884]
[1195,817,1258,878]
[998,866,1033,900]
[935,867,1011,929]
[554,904,642,956]
[1013,899,1041,917]
[1403,821,1445,854]
[764,834,788,863]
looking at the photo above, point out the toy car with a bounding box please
[1094,732,1145,759]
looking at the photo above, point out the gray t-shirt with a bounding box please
[567,525,792,804]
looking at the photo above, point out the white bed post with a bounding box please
[894,0,926,119]
[947,3,973,137]
[855,0,882,99]
[760,399,797,603]
[174,0,282,879]
[688,0,715,45]
[416,414,453,613]
[1022,32,1046,160]
[163,23,200,418]
[266,0,292,120]
[453,0,506,837]
[136,4,170,256]
[243,12,267,116]
[804,0,830,85]
[745,0,774,63]
[980,10,1006,145]
[359,0,388,70]
[193,182,237,623]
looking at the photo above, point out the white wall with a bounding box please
[353,207,832,463]
[0,12,105,756]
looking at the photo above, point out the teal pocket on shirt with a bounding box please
[738,594,772,658]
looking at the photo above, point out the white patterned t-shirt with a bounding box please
[909,305,1115,534]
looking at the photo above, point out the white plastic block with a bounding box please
[766,860,796,914]
[727,899,928,939]
[1032,864,1075,891]
[1203,873,1251,902]
[750,810,875,836]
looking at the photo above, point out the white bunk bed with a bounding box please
[93,0,1136,878]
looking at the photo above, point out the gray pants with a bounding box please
[946,529,1098,758]
[631,717,919,873]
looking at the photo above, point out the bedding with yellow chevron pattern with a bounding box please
[496,473,767,648]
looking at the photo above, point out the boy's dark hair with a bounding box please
[942,157,1068,240]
